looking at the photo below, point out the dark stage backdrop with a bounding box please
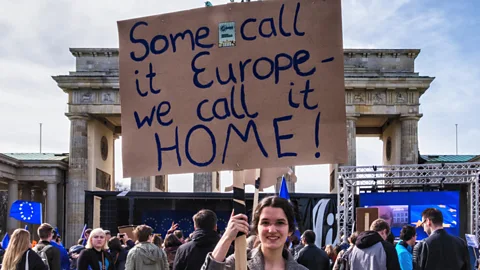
[86,192,344,247]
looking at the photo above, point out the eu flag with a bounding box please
[279,177,301,239]
[2,233,9,249]
[9,200,43,224]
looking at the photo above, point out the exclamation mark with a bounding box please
[315,112,321,158]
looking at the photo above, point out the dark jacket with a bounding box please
[295,244,330,270]
[77,248,114,270]
[173,229,219,270]
[16,249,48,270]
[109,248,128,270]
[33,240,61,270]
[413,229,470,270]
[349,231,400,270]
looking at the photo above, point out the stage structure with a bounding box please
[336,162,480,242]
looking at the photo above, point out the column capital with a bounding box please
[44,179,59,185]
[66,113,90,121]
[400,114,422,121]
[346,114,360,121]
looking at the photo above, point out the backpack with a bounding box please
[36,245,53,270]
[335,247,353,270]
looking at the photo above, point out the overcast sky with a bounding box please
[1,0,479,193]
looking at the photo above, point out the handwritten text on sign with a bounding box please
[118,0,347,177]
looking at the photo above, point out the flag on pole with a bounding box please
[9,200,43,224]
[279,176,301,239]
[80,224,87,246]
[1,233,10,249]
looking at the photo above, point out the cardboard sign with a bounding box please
[118,0,346,177]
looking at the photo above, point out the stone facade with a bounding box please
[53,48,434,246]
[0,153,68,236]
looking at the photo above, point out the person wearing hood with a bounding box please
[125,225,169,270]
[348,218,400,270]
[173,209,220,270]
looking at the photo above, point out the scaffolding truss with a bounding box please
[337,162,480,242]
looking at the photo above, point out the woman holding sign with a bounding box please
[201,196,307,270]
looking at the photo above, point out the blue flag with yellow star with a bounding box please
[9,200,43,224]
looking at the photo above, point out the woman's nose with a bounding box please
[268,224,277,232]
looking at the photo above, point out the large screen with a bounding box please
[359,191,460,240]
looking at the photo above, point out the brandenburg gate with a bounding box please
[52,48,433,246]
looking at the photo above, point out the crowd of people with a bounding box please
[0,196,478,270]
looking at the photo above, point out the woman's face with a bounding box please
[258,206,290,251]
[91,233,106,250]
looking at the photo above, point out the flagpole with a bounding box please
[232,170,247,270]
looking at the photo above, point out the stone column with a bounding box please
[46,180,57,226]
[345,116,358,166]
[194,172,213,192]
[7,180,19,233]
[66,114,89,247]
[400,115,420,164]
[130,177,150,191]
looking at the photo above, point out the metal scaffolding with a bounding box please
[337,162,480,242]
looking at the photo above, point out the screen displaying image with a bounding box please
[367,205,409,228]
[360,191,460,240]
[410,204,459,239]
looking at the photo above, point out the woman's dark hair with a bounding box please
[164,233,183,248]
[400,225,416,241]
[108,237,122,251]
[251,196,295,234]
[153,235,163,247]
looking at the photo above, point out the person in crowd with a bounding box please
[173,209,220,270]
[201,196,308,270]
[295,230,330,270]
[105,230,111,242]
[164,234,183,269]
[333,231,359,270]
[83,229,92,245]
[324,245,336,268]
[289,235,304,258]
[68,239,85,270]
[174,231,185,243]
[349,218,400,270]
[50,229,70,270]
[108,237,128,270]
[2,229,46,270]
[77,228,114,270]
[396,225,416,270]
[33,223,61,270]
[125,225,168,270]
[413,208,470,270]
[153,235,164,249]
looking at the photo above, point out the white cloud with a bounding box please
[1,0,478,193]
